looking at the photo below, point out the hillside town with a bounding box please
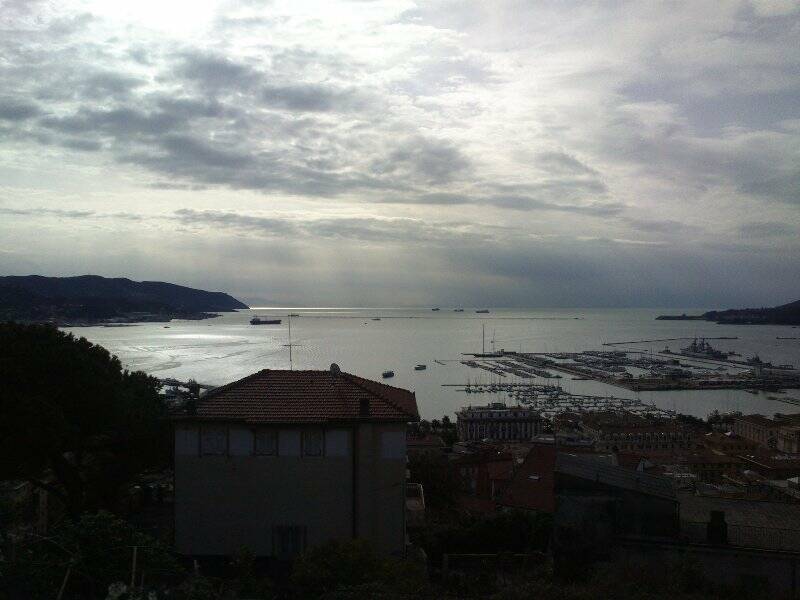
[4,324,800,599]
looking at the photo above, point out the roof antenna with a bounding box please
[282,314,302,370]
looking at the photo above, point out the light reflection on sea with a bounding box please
[63,308,800,420]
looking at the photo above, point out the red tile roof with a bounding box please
[497,444,556,513]
[187,368,418,424]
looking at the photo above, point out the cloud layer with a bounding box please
[0,0,799,306]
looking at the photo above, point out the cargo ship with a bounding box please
[250,317,282,325]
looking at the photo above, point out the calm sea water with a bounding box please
[63,308,800,420]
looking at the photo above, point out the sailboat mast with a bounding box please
[288,315,293,370]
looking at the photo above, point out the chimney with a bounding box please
[359,398,370,418]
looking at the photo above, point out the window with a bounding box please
[273,525,306,559]
[201,427,226,455]
[303,429,323,457]
[255,429,278,456]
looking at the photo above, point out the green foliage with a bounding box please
[407,454,459,514]
[173,574,218,600]
[225,547,277,599]
[3,511,181,600]
[290,540,428,599]
[413,511,551,565]
[0,323,168,514]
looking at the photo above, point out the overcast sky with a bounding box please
[1,0,799,307]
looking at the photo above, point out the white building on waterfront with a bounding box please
[456,402,545,442]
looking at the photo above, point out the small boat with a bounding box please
[476,309,490,314]
[414,364,427,371]
[250,317,282,325]
[431,308,440,311]
[372,318,381,321]
[382,370,395,378]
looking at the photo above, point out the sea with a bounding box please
[62,308,800,421]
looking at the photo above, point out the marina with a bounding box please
[454,344,800,394]
[448,380,676,421]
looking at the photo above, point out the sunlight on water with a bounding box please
[64,308,800,420]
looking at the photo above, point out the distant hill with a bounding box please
[657,299,800,325]
[703,299,800,325]
[0,275,248,323]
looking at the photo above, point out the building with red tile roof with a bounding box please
[185,367,418,423]
[173,365,419,558]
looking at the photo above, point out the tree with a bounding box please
[407,454,459,514]
[3,511,181,599]
[0,323,168,517]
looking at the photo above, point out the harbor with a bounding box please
[454,340,800,394]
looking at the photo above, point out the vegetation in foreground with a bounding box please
[0,322,170,517]
[2,522,780,600]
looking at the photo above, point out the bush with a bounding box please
[290,540,428,599]
[3,511,181,599]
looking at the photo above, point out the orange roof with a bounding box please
[188,368,418,424]
[497,444,557,513]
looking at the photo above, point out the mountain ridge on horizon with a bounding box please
[0,274,248,323]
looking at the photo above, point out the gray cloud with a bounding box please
[173,208,495,244]
[738,221,799,238]
[410,193,623,214]
[40,107,184,136]
[261,84,366,112]
[371,137,472,185]
[0,207,95,218]
[536,152,599,177]
[1,1,799,307]
[740,171,800,205]
[173,51,260,89]
[0,99,41,121]
[626,218,703,234]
